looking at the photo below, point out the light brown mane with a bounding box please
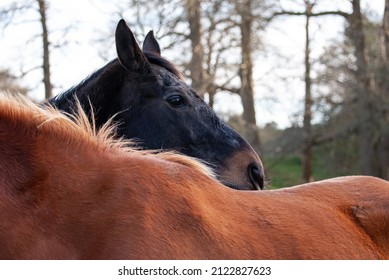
[0,92,214,178]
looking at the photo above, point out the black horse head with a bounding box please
[49,19,264,190]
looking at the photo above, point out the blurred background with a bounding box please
[0,0,387,188]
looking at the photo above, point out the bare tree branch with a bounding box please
[266,10,350,22]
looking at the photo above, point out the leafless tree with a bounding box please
[0,69,28,95]
[233,0,261,150]
[186,0,205,95]
[377,0,389,179]
[37,0,52,99]
[302,1,314,182]
[269,0,378,176]
[0,0,53,99]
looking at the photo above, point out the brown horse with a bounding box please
[1,93,389,259]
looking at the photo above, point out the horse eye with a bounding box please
[167,95,186,108]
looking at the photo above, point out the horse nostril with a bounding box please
[248,163,264,190]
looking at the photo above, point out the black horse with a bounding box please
[49,19,264,190]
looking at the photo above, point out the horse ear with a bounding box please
[142,31,161,56]
[115,19,150,72]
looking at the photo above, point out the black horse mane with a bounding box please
[50,53,184,104]
[144,51,184,80]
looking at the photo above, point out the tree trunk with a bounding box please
[302,2,313,183]
[378,0,389,179]
[186,0,205,96]
[208,88,215,109]
[37,0,52,99]
[236,0,261,151]
[384,0,389,62]
[348,0,375,175]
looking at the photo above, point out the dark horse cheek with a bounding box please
[47,19,264,191]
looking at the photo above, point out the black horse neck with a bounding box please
[48,59,123,127]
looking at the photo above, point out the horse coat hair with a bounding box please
[1,93,389,259]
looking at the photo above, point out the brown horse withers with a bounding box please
[1,94,389,259]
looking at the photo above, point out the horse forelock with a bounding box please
[1,92,214,178]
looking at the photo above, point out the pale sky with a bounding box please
[0,0,385,128]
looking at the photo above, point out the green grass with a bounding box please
[264,152,341,189]
[262,136,360,189]
[264,156,303,189]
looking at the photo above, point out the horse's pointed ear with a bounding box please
[115,19,150,72]
[142,31,161,56]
